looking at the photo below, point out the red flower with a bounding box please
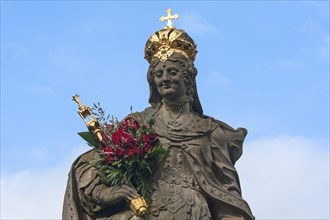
[105,153,115,163]
[89,116,164,173]
[115,148,124,157]
[148,133,158,141]
[122,117,133,129]
[126,140,134,148]
[144,143,152,153]
[124,148,133,157]
[132,120,139,130]
[132,146,142,155]
[112,129,124,145]
[122,132,132,144]
[78,104,168,199]
[142,134,150,143]
[104,146,114,153]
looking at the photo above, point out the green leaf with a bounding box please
[78,132,99,148]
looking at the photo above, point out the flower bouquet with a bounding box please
[73,96,168,215]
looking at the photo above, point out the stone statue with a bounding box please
[63,9,254,220]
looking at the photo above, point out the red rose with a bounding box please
[142,134,150,143]
[126,140,134,148]
[148,133,158,141]
[144,143,152,153]
[133,121,139,130]
[122,117,133,129]
[132,146,142,155]
[124,148,133,157]
[104,146,114,153]
[115,148,124,157]
[122,132,132,144]
[112,129,123,145]
[105,154,115,163]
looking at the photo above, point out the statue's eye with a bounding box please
[155,71,163,78]
[169,70,177,76]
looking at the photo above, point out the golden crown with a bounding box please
[144,8,197,63]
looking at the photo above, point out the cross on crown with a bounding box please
[159,8,179,28]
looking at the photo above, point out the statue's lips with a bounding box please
[162,82,174,89]
[162,83,172,89]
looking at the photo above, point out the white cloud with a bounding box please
[237,135,329,219]
[1,137,329,219]
[0,145,89,219]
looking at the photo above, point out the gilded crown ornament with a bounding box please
[144,8,197,63]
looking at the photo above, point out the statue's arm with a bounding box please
[74,157,139,215]
[207,123,246,218]
[209,123,242,193]
[74,161,108,214]
[204,121,254,220]
[93,183,140,205]
[208,200,245,220]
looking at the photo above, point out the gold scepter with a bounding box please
[130,197,147,216]
[72,94,148,216]
[72,94,103,142]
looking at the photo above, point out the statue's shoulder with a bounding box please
[131,106,157,123]
[200,114,247,136]
[71,149,97,168]
[200,114,247,164]
[79,149,97,160]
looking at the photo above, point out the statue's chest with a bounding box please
[152,137,209,186]
[149,140,211,219]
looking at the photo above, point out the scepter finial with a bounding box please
[72,94,83,108]
[72,94,103,142]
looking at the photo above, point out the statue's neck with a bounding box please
[162,98,190,114]
[159,98,191,126]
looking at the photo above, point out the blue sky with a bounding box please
[1,1,329,219]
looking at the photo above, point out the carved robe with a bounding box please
[62,107,254,220]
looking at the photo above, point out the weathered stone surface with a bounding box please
[63,24,254,220]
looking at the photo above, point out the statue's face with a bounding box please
[153,60,187,102]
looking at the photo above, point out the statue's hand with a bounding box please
[100,184,140,205]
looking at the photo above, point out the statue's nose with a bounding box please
[162,72,171,82]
